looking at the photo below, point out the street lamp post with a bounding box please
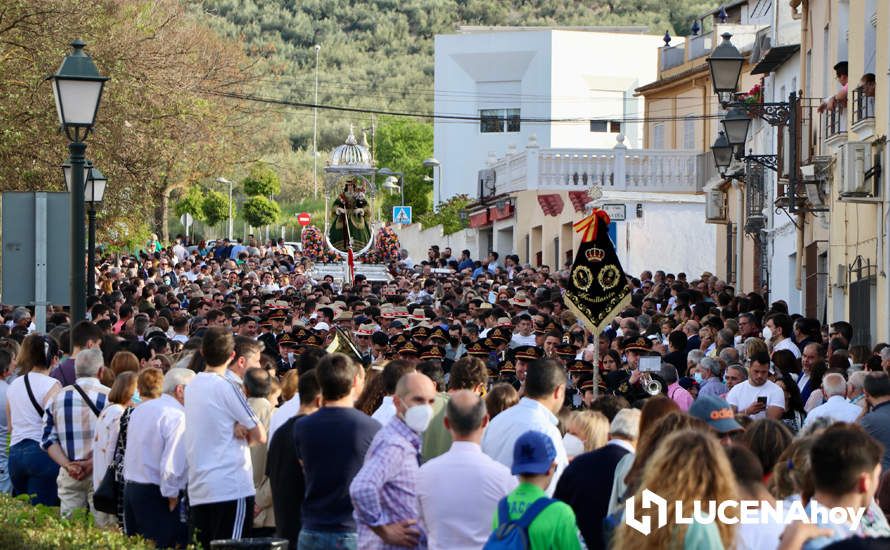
[50,39,108,325]
[378,167,405,209]
[313,44,321,199]
[422,158,441,210]
[66,164,106,298]
[216,176,234,240]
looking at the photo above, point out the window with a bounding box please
[652,123,665,149]
[590,120,623,133]
[682,117,695,150]
[479,109,520,133]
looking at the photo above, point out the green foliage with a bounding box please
[202,190,232,227]
[174,186,207,220]
[243,195,282,227]
[417,194,472,235]
[0,493,163,549]
[242,163,282,197]
[374,117,434,217]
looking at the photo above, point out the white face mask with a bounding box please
[762,327,773,342]
[403,403,434,433]
[616,328,624,338]
[563,433,586,457]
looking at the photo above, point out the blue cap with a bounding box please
[689,394,742,434]
[511,431,556,475]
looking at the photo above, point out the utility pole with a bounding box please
[313,44,321,199]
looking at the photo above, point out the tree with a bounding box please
[241,163,282,197]
[201,190,231,227]
[417,194,471,235]
[374,117,434,217]
[242,196,281,227]
[0,0,270,244]
[174,186,206,220]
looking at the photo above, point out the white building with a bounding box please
[431,27,716,276]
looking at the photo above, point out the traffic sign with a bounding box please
[601,203,626,221]
[180,213,193,227]
[393,205,412,224]
[297,212,311,227]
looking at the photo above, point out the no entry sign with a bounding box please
[297,212,311,226]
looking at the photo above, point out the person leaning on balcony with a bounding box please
[818,61,849,113]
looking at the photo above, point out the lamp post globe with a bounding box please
[722,106,752,146]
[708,33,744,96]
[51,39,107,326]
[711,131,734,173]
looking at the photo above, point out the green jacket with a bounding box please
[421,393,450,462]
[491,482,582,550]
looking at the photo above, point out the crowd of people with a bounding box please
[0,235,888,550]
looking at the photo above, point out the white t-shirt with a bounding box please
[7,373,60,446]
[726,380,786,420]
[184,372,259,506]
[268,394,300,444]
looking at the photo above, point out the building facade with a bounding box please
[433,27,715,276]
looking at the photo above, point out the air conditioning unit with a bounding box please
[840,141,874,198]
[706,189,727,223]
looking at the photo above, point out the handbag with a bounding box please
[93,407,129,515]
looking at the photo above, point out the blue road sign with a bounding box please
[393,205,412,224]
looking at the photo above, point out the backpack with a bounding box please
[483,496,556,550]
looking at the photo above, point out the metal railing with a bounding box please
[852,86,875,125]
[824,101,846,139]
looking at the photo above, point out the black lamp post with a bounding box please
[50,39,108,324]
[722,106,752,146]
[708,33,745,102]
[64,162,106,297]
[711,131,734,174]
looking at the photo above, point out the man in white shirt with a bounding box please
[508,314,537,349]
[482,359,568,495]
[123,368,195,548]
[765,313,801,359]
[804,373,863,427]
[726,351,785,421]
[418,391,516,550]
[185,328,266,549]
[371,360,414,425]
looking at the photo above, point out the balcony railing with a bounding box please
[852,86,875,126]
[687,32,713,60]
[824,101,847,140]
[485,138,703,198]
[661,44,685,70]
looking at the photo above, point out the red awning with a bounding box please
[568,191,592,213]
[537,194,564,217]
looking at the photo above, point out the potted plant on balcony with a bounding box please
[737,83,764,117]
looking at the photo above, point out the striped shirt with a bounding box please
[350,417,426,550]
[41,377,110,461]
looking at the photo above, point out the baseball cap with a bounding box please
[689,394,743,434]
[511,431,556,475]
[312,321,331,332]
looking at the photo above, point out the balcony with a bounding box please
[823,102,847,144]
[657,24,764,76]
[661,43,686,70]
[484,136,704,198]
[851,86,875,131]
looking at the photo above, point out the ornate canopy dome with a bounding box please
[327,127,373,172]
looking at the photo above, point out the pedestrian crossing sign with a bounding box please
[393,206,412,225]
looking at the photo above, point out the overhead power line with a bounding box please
[207,90,723,124]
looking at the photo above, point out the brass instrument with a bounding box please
[641,371,663,396]
[326,326,365,364]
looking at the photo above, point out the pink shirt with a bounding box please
[668,382,694,412]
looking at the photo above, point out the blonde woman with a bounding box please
[563,410,609,458]
[613,429,738,550]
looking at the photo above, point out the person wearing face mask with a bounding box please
[482,359,569,496]
[350,372,437,549]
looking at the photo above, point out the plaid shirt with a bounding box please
[350,417,426,550]
[41,377,110,462]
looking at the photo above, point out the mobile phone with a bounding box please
[757,396,768,405]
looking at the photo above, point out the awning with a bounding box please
[537,194,564,217]
[751,44,800,75]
